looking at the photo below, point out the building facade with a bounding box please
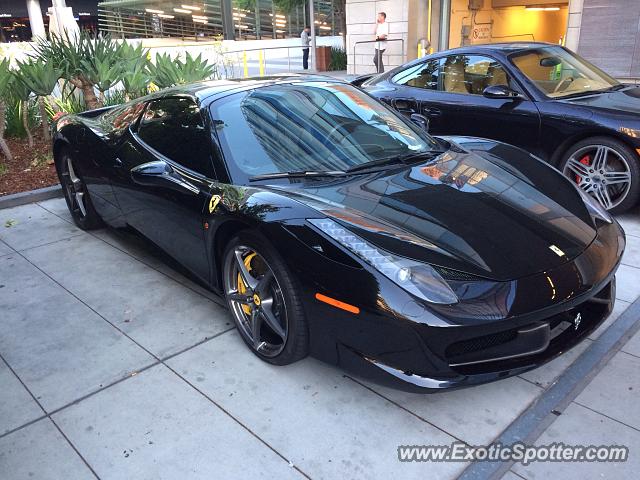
[346,0,640,80]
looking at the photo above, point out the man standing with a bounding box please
[373,12,388,73]
[301,26,311,70]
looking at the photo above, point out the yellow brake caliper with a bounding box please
[238,252,256,315]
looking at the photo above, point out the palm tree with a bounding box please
[14,58,62,141]
[9,72,33,148]
[0,59,14,162]
[33,32,122,110]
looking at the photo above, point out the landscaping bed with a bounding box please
[0,135,57,196]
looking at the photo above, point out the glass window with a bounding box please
[509,46,619,98]
[137,97,213,176]
[392,59,442,90]
[211,82,440,180]
[441,54,512,95]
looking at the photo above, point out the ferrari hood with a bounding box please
[270,148,598,281]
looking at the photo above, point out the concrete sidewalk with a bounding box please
[0,197,639,479]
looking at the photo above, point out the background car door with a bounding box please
[111,96,214,282]
[391,54,542,156]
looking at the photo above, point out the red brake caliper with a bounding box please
[575,154,590,183]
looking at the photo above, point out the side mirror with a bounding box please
[482,85,523,100]
[410,113,430,132]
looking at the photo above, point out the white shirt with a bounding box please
[375,22,389,49]
[301,30,310,48]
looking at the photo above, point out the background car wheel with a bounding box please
[57,150,103,230]
[560,136,640,214]
[222,230,309,365]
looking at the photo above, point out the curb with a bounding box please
[0,184,63,210]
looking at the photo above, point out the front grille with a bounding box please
[445,329,517,359]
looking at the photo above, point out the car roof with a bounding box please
[438,42,557,56]
[165,74,348,102]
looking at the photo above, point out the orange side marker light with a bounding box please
[315,293,360,314]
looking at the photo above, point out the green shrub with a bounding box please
[328,47,347,71]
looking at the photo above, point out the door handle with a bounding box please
[392,98,417,113]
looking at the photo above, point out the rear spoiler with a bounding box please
[350,73,377,87]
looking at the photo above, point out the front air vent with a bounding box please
[434,266,481,281]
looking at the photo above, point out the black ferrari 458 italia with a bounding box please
[52,75,625,392]
[357,43,640,214]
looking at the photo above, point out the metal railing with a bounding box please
[221,44,316,77]
[352,38,405,75]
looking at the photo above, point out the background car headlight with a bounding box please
[576,187,613,224]
[308,218,458,304]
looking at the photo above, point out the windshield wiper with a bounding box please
[346,150,446,174]
[249,170,346,181]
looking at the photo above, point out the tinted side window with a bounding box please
[441,54,512,95]
[137,97,213,176]
[392,59,442,90]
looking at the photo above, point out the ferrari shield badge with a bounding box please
[208,195,222,214]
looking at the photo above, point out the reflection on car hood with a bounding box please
[269,148,597,281]
[559,86,640,115]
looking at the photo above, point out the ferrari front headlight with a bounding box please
[308,218,458,305]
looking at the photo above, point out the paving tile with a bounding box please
[37,197,74,223]
[168,331,465,480]
[21,234,231,358]
[91,227,222,304]
[621,232,640,268]
[501,471,526,480]
[0,253,155,412]
[53,364,303,480]
[0,239,13,256]
[574,351,640,430]
[513,402,640,480]
[588,298,630,340]
[616,210,640,238]
[613,264,640,303]
[363,376,541,446]
[520,339,592,389]
[0,418,95,480]
[0,360,43,435]
[0,202,83,251]
[621,328,640,358]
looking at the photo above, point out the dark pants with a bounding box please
[374,49,385,73]
[303,48,309,70]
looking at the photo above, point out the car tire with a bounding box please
[559,136,640,214]
[222,230,309,365]
[57,149,103,230]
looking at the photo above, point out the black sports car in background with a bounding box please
[53,76,624,392]
[357,43,640,214]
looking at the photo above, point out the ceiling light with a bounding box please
[173,8,191,14]
[145,8,164,14]
[182,5,201,11]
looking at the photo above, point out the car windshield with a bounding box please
[210,82,439,179]
[509,46,619,98]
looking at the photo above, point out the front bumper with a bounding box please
[329,220,624,393]
[338,277,615,392]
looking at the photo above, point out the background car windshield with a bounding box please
[211,82,438,177]
[509,46,619,98]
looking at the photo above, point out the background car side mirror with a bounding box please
[410,113,430,132]
[483,85,523,100]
